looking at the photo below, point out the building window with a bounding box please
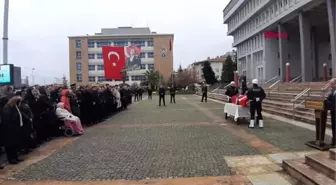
[97,41,111,48]
[147,52,154,58]
[114,41,128,46]
[130,40,145,47]
[88,54,95,59]
[76,74,82,82]
[97,53,103,59]
[76,63,82,71]
[88,40,95,48]
[97,65,104,70]
[89,76,95,82]
[140,53,146,58]
[147,41,154,47]
[76,51,82,59]
[140,64,146,69]
[148,64,154,70]
[131,75,145,81]
[76,40,81,48]
[88,65,95,71]
[98,76,105,82]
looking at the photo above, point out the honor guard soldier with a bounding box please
[246,79,266,128]
[169,85,176,103]
[201,82,208,102]
[225,81,238,102]
[158,85,166,106]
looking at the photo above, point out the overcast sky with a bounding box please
[0,0,233,84]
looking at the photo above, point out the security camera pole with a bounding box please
[3,0,9,64]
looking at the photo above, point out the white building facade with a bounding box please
[223,0,336,82]
[190,58,225,82]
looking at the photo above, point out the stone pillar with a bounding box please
[327,0,336,78]
[299,12,313,82]
[278,24,288,82]
[286,63,291,82]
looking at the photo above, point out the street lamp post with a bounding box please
[3,0,9,64]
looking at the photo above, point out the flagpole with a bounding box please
[3,0,9,64]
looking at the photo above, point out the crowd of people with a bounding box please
[0,83,132,167]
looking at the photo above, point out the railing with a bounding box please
[265,76,279,84]
[290,76,302,83]
[291,87,310,119]
[267,80,281,96]
[211,87,219,93]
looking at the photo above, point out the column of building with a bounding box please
[299,12,313,82]
[278,24,288,81]
[327,0,336,78]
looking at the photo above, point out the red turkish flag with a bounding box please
[102,46,126,80]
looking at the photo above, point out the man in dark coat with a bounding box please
[326,78,336,146]
[169,85,176,103]
[159,85,166,106]
[201,82,208,102]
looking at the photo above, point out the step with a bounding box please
[305,153,336,180]
[330,149,336,160]
[283,159,336,185]
[262,106,331,128]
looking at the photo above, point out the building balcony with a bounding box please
[87,46,154,53]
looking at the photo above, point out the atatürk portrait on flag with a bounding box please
[125,45,142,70]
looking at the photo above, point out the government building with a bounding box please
[68,27,174,85]
[223,0,335,82]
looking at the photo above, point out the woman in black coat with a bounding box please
[2,96,24,164]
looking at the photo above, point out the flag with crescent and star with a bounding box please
[102,46,126,80]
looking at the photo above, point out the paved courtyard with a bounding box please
[0,95,323,184]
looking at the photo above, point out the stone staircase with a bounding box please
[283,149,336,185]
[201,81,332,128]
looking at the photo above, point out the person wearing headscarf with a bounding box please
[56,102,84,135]
[1,96,24,164]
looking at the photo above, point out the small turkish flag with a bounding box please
[102,46,126,80]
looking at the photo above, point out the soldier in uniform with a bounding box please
[246,79,266,128]
[169,85,176,103]
[158,85,166,106]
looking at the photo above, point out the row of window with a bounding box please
[237,32,264,56]
[87,52,154,59]
[76,51,155,60]
[86,40,154,48]
[233,0,292,44]
[228,0,267,32]
[88,64,154,71]
[82,75,146,82]
[76,63,155,72]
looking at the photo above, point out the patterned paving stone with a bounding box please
[13,124,258,180]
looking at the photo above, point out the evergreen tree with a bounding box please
[202,61,217,84]
[221,56,235,83]
[178,64,183,73]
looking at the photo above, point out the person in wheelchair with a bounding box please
[55,102,84,136]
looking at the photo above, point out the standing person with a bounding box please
[201,82,208,102]
[225,81,239,102]
[240,76,248,95]
[158,85,166,106]
[246,79,266,128]
[148,85,153,100]
[170,85,176,104]
[326,78,336,146]
[2,96,24,164]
